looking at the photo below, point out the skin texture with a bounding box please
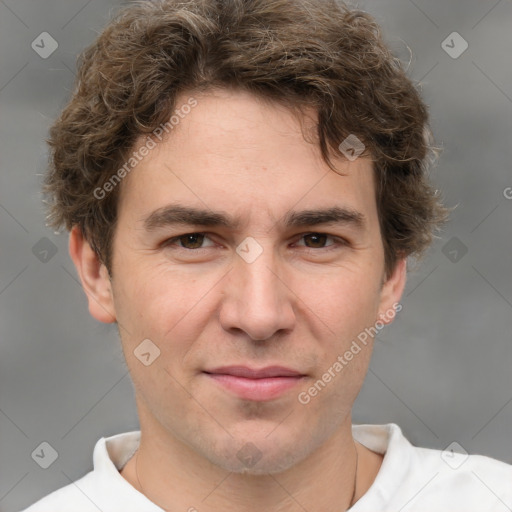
[69,88,407,511]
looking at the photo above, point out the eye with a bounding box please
[295,233,346,250]
[161,232,347,253]
[163,232,215,250]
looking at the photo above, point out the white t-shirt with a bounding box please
[21,423,512,512]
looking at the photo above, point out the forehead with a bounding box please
[116,88,378,231]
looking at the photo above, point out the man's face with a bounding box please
[83,88,405,474]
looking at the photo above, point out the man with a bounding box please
[23,0,512,510]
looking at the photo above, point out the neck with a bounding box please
[120,414,382,511]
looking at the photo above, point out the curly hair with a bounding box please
[43,0,449,279]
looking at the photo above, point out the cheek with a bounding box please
[112,264,210,347]
[296,343,371,441]
[112,267,207,405]
[305,269,382,340]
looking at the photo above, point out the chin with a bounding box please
[216,448,304,476]
[202,430,316,476]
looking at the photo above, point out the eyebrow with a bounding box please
[142,204,365,232]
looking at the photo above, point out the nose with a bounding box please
[219,243,296,341]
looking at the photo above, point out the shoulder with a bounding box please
[19,471,99,512]
[353,423,512,511]
[20,431,163,512]
[411,443,512,506]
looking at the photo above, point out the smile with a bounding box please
[203,366,306,401]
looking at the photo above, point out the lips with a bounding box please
[203,365,306,401]
[205,366,304,379]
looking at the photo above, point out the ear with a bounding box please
[376,257,407,325]
[68,225,117,324]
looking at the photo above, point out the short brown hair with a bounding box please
[43,0,449,279]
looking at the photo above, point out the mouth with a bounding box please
[203,365,306,401]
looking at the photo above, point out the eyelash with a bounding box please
[161,232,348,253]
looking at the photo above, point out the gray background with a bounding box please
[1,0,511,510]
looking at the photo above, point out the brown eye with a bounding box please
[294,233,347,253]
[302,233,329,248]
[161,233,215,251]
[176,233,205,249]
